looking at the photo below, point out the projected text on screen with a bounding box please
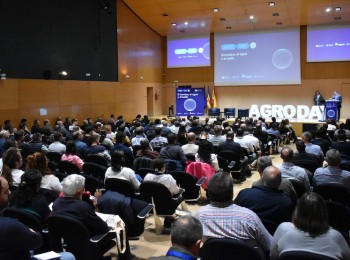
[176,88,205,116]
[214,28,301,86]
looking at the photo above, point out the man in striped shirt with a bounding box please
[195,171,272,256]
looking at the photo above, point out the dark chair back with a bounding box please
[52,171,68,182]
[85,154,109,167]
[57,160,81,175]
[208,108,220,117]
[326,200,350,243]
[2,207,48,253]
[169,171,201,201]
[140,181,183,216]
[224,108,235,119]
[105,178,136,198]
[185,154,196,162]
[2,207,42,231]
[279,250,337,260]
[48,214,114,260]
[46,152,62,163]
[132,157,153,171]
[289,179,307,199]
[200,238,263,260]
[81,174,100,194]
[313,183,350,207]
[83,162,107,181]
[238,109,249,118]
[132,145,142,156]
[135,167,155,179]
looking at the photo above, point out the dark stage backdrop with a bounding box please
[0,0,118,81]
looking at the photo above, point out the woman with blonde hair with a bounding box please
[27,152,62,194]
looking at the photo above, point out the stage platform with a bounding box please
[149,116,345,137]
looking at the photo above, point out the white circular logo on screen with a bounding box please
[184,99,197,111]
[250,42,256,49]
[272,49,293,69]
[327,109,335,118]
[201,42,210,60]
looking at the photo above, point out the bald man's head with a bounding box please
[186,132,196,143]
[280,147,294,162]
[262,166,282,189]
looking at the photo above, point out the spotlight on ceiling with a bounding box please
[269,2,275,7]
[59,71,68,76]
[212,8,219,12]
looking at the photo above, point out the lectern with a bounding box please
[324,100,339,121]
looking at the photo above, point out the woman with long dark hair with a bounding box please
[195,140,219,171]
[104,150,140,191]
[9,169,51,221]
[271,192,350,259]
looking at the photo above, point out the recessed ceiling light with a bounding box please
[325,7,332,12]
[220,17,226,21]
[179,29,185,33]
[171,23,177,26]
[249,15,254,20]
[162,13,168,17]
[226,26,232,30]
[276,22,283,25]
[59,71,68,76]
[273,13,279,16]
[184,21,188,25]
[269,2,275,7]
[213,8,219,12]
[335,7,341,12]
[335,16,341,20]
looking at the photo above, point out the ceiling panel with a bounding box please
[122,0,350,36]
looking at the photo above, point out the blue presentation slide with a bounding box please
[176,88,205,116]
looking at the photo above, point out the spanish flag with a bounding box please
[206,88,211,109]
[212,86,217,108]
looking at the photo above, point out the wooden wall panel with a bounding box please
[59,81,91,106]
[0,80,19,110]
[18,80,60,108]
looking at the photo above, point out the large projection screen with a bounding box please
[214,28,301,86]
[307,24,350,62]
[176,88,205,116]
[167,35,210,68]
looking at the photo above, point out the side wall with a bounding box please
[0,0,164,126]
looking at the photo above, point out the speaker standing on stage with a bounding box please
[331,90,342,121]
[313,91,325,106]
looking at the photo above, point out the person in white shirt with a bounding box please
[27,152,62,194]
[105,150,140,191]
[181,132,199,155]
[48,131,66,155]
[144,158,179,195]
